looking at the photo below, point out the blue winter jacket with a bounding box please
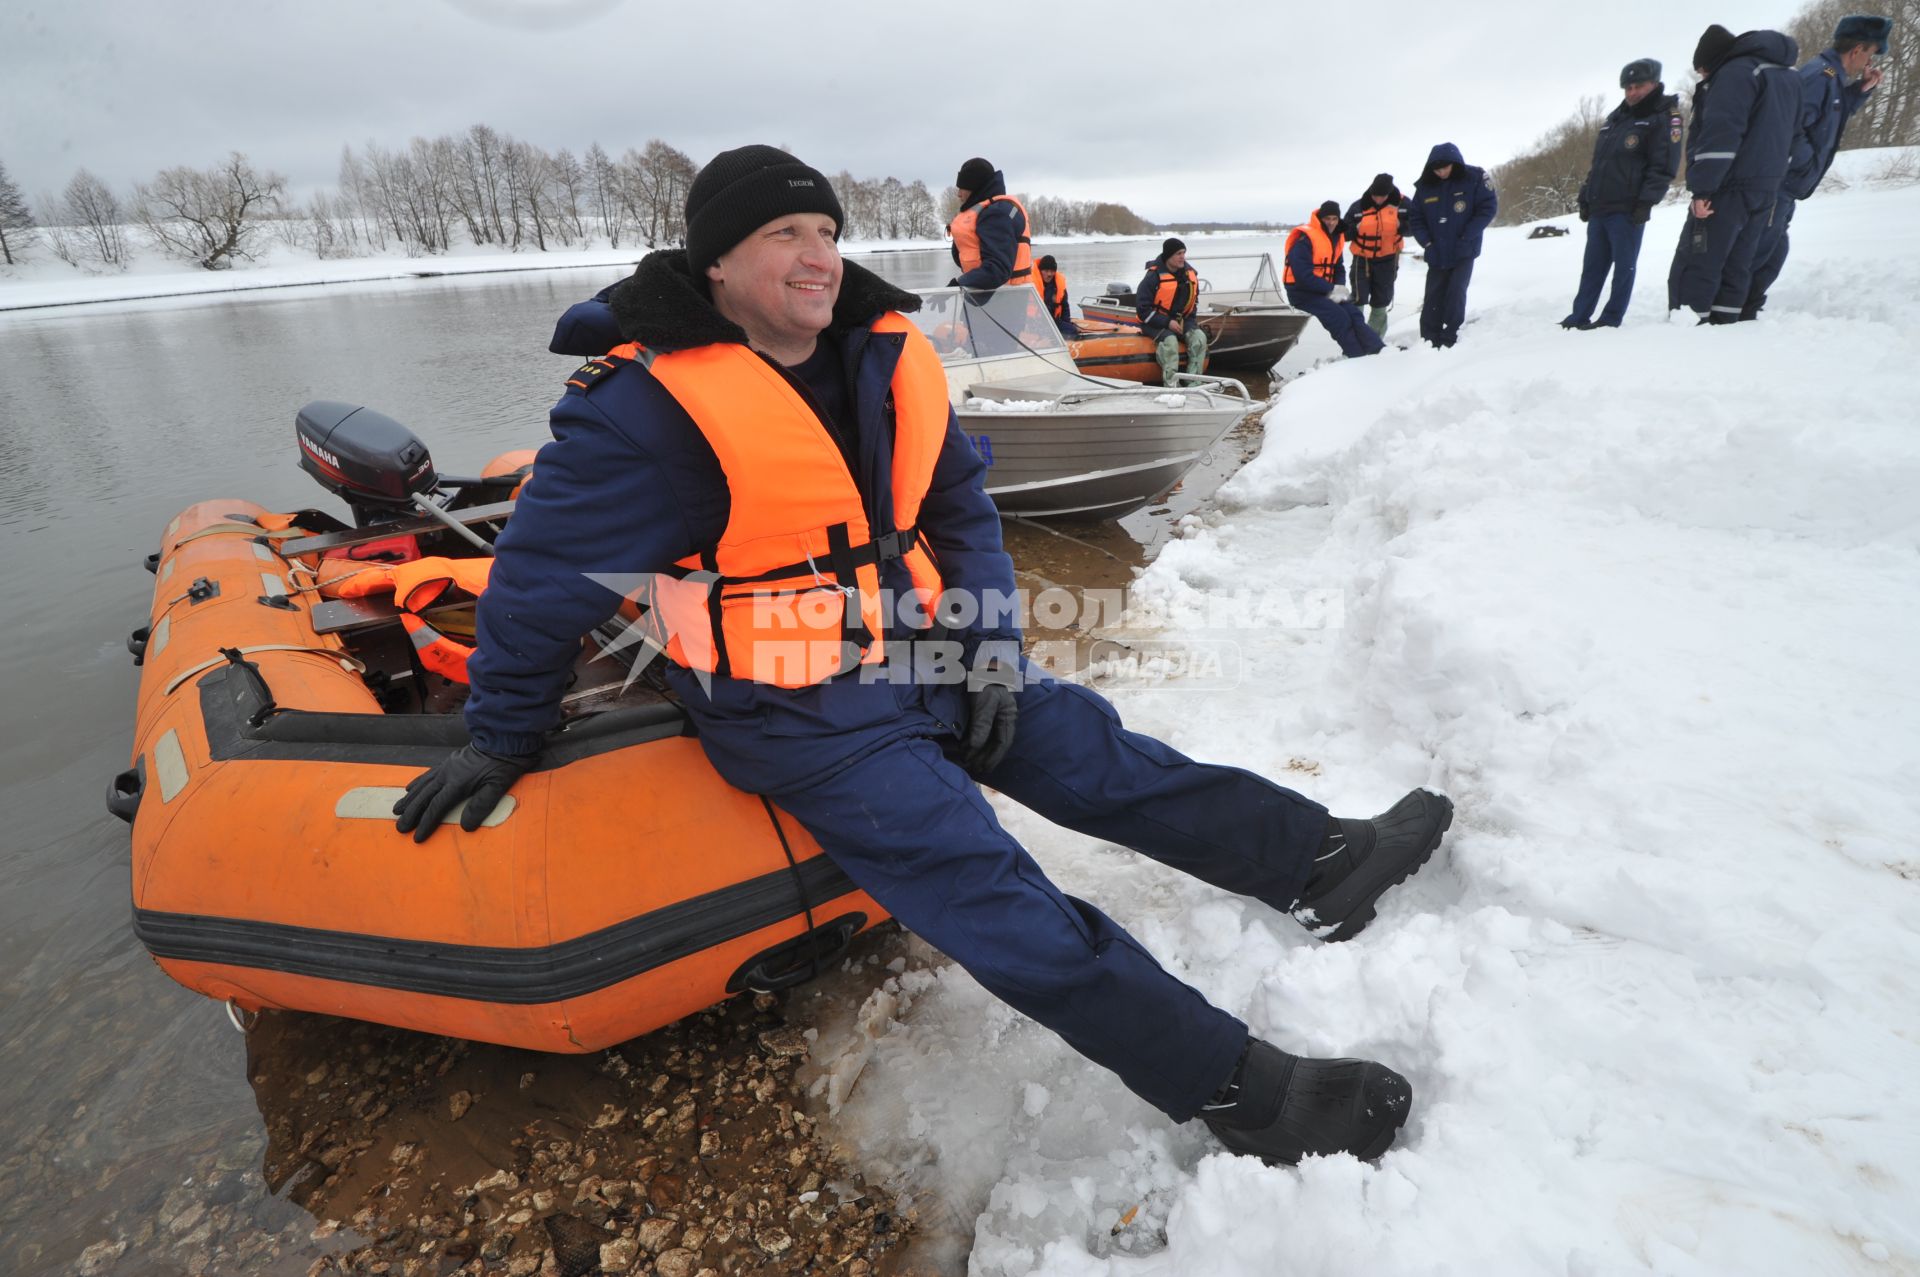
[949,170,1030,290]
[1133,254,1201,336]
[1403,143,1498,269]
[466,252,1020,794]
[1579,91,1685,216]
[1784,47,1874,199]
[1685,30,1802,198]
[1282,221,1345,297]
[549,282,623,355]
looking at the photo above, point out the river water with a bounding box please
[0,236,1287,1275]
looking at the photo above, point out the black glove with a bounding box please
[1578,206,1590,223]
[392,743,534,842]
[963,660,1020,775]
[1630,203,1650,225]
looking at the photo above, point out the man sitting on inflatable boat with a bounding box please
[392,145,1455,1168]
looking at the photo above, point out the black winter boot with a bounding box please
[1202,1039,1413,1164]
[1292,789,1453,941]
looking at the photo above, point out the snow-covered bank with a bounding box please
[809,168,1920,1272]
[0,229,1232,313]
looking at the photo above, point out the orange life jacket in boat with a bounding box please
[619,316,950,688]
[949,194,1042,292]
[1151,263,1201,319]
[1284,218,1345,286]
[1351,203,1402,258]
[318,556,494,683]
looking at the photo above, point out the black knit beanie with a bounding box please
[1037,254,1058,271]
[1693,24,1736,71]
[1161,237,1187,258]
[684,145,844,279]
[1367,173,1395,198]
[1317,200,1342,220]
[955,157,995,193]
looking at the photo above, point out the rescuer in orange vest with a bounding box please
[1036,254,1077,335]
[1284,201,1386,359]
[1343,174,1407,338]
[395,145,1452,1168]
[948,157,1043,294]
[1134,238,1210,384]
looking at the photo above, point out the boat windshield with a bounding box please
[1189,253,1285,303]
[906,284,1069,361]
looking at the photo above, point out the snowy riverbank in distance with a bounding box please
[801,155,1920,1273]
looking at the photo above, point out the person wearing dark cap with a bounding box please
[1559,59,1684,330]
[1285,201,1386,358]
[1135,238,1211,382]
[395,144,1454,1170]
[1403,142,1498,348]
[1035,254,1077,335]
[948,157,1042,293]
[1742,14,1891,319]
[1343,174,1408,338]
[1666,24,1801,323]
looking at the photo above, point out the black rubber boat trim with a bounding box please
[132,855,863,1003]
[196,661,691,769]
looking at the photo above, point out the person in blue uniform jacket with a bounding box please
[392,145,1455,1167]
[1403,142,1497,348]
[1742,14,1890,319]
[1667,25,1802,323]
[1284,200,1385,358]
[1560,58,1683,330]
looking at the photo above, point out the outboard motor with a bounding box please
[295,401,437,527]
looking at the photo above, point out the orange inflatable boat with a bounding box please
[111,401,885,1052]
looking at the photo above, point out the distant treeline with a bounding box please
[0,129,1158,272]
[1491,0,1920,225]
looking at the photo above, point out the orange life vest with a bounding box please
[627,315,950,689]
[1038,270,1069,321]
[949,194,1042,292]
[318,555,494,683]
[1151,263,1200,319]
[1283,218,1345,286]
[1351,202,1402,259]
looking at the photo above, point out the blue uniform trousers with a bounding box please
[1419,259,1475,346]
[1743,193,1797,317]
[1669,190,1774,319]
[1287,289,1385,358]
[1351,255,1398,309]
[761,667,1329,1120]
[1565,213,1647,327]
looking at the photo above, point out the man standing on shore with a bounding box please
[1667,25,1801,324]
[1344,174,1406,339]
[1404,143,1497,348]
[1561,58,1683,330]
[1741,15,1890,319]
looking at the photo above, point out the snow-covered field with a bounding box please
[803,157,1920,1273]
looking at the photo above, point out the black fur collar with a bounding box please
[607,249,921,353]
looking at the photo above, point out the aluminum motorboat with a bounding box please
[907,285,1263,520]
[1076,252,1310,372]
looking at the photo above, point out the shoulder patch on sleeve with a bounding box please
[1823,66,1836,77]
[564,358,620,394]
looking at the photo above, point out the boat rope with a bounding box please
[169,523,308,549]
[162,645,366,696]
[961,293,1119,391]
[758,796,822,985]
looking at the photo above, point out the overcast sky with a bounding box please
[3,0,1795,223]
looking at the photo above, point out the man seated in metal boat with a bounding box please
[1284,201,1386,359]
[947,157,1043,294]
[1135,239,1210,384]
[392,146,1454,1167]
[1036,255,1078,337]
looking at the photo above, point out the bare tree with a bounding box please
[549,147,586,246]
[585,142,621,248]
[62,168,129,266]
[133,152,287,269]
[463,124,510,246]
[0,160,34,265]
[1490,95,1613,225]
